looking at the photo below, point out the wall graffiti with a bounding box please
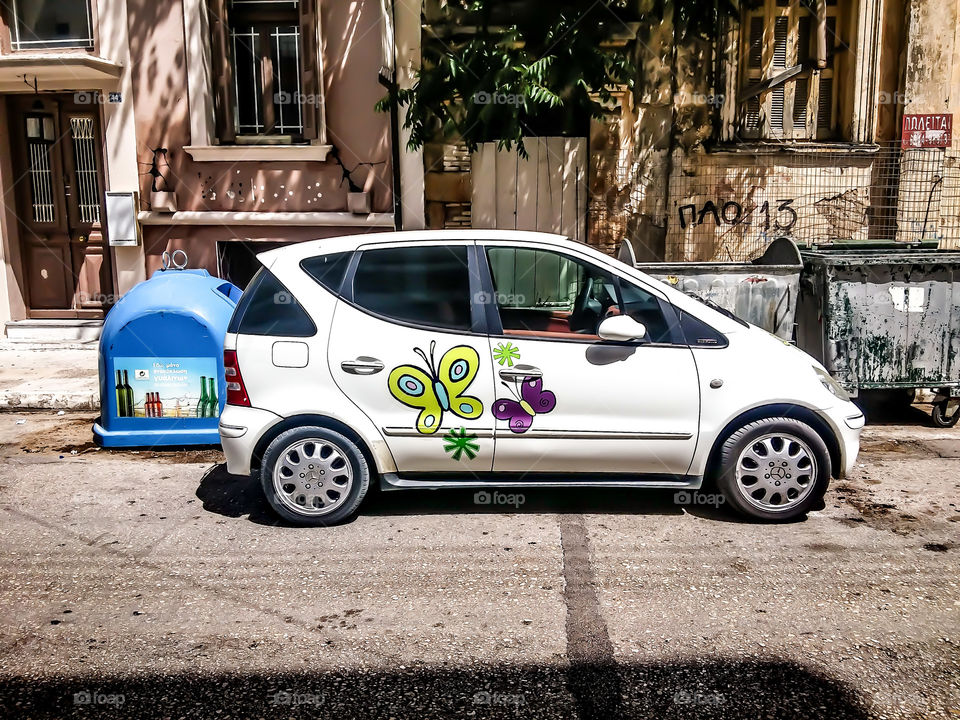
[678,199,798,232]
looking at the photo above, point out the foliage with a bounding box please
[378,0,739,154]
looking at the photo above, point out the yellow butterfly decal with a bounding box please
[388,341,483,434]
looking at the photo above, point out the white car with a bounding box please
[219,230,863,525]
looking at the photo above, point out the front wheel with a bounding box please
[715,417,832,522]
[260,426,370,525]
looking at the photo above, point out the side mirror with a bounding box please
[598,315,647,342]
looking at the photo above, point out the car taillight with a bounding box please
[223,350,250,407]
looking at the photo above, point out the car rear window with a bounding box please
[301,252,352,295]
[227,266,317,337]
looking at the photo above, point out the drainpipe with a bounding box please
[379,0,403,230]
[662,3,680,262]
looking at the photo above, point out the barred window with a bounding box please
[207,0,323,143]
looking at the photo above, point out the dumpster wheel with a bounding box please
[932,399,960,428]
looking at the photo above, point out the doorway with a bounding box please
[7,94,113,318]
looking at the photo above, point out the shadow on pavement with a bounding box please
[855,392,934,426]
[0,658,872,719]
[197,463,792,526]
[195,463,280,526]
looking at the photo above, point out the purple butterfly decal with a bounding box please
[493,376,557,434]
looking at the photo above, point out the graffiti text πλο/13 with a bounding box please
[678,199,798,232]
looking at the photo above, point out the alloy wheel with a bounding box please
[272,438,354,516]
[734,433,818,513]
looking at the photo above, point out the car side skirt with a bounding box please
[380,472,702,491]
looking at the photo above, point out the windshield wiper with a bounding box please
[685,292,750,328]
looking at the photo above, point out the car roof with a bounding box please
[256,229,571,265]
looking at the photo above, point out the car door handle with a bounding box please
[341,357,384,375]
[499,365,542,382]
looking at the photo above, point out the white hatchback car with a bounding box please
[219,230,863,525]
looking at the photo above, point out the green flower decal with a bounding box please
[493,341,521,367]
[443,427,479,461]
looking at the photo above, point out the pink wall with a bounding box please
[125,0,394,274]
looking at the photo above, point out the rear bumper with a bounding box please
[218,405,283,476]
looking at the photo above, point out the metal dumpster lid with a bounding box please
[800,244,960,266]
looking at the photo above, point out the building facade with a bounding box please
[399,0,960,262]
[1,0,959,339]
[0,0,395,338]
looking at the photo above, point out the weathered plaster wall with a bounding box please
[597,0,959,261]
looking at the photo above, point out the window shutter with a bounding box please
[817,77,833,132]
[771,87,785,135]
[793,77,808,131]
[299,0,322,140]
[747,16,764,68]
[773,17,788,68]
[208,0,236,143]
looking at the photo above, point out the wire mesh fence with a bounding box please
[664,139,960,262]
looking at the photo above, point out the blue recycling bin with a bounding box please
[93,266,241,447]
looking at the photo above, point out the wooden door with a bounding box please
[8,95,113,318]
[471,137,588,242]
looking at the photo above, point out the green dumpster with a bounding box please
[796,244,960,426]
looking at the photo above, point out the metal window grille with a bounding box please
[666,139,960,262]
[25,116,56,224]
[70,117,101,224]
[229,0,303,137]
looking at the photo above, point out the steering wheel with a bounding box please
[568,277,597,333]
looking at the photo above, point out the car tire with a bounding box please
[715,417,832,522]
[260,425,370,526]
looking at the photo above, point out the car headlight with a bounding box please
[813,366,850,402]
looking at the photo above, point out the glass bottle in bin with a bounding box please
[196,376,208,418]
[122,371,134,417]
[115,370,128,417]
[206,376,218,418]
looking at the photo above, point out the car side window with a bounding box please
[352,245,472,331]
[301,252,352,295]
[486,247,618,339]
[616,280,673,343]
[228,267,317,337]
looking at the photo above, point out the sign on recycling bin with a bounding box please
[112,357,219,419]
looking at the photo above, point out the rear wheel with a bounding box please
[715,417,832,522]
[260,426,370,525]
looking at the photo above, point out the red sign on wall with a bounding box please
[901,113,953,148]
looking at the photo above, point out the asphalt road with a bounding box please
[0,411,957,719]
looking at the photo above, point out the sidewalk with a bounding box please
[0,342,100,411]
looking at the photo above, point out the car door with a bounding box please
[327,241,497,473]
[480,241,701,477]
